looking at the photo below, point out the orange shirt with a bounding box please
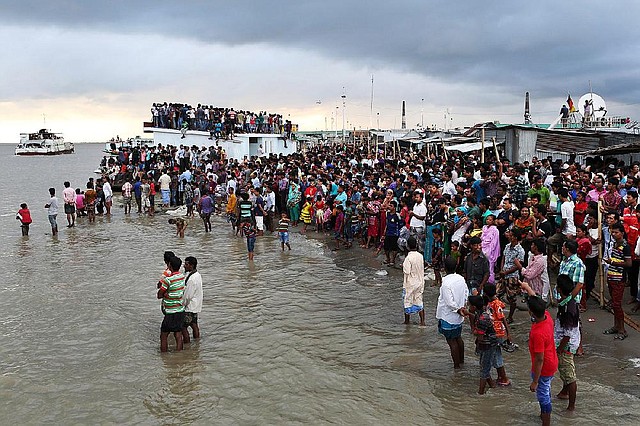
[487,298,507,338]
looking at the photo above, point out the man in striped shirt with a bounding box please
[157,256,186,352]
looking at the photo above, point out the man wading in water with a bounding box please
[157,256,186,352]
[182,256,203,344]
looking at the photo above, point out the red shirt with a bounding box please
[528,311,558,377]
[17,208,32,225]
[622,207,639,259]
[304,185,318,200]
[576,236,592,261]
[574,201,587,227]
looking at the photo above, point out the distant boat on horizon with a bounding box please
[15,129,75,156]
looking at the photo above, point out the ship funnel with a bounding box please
[401,100,406,129]
[524,92,532,124]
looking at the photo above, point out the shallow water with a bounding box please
[0,143,639,424]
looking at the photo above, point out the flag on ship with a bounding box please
[567,94,576,113]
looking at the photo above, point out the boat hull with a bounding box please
[15,148,75,156]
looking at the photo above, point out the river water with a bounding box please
[0,143,639,425]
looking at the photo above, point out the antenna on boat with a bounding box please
[370,74,374,130]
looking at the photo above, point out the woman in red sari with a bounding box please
[364,194,381,248]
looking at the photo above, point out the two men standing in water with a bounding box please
[157,252,203,352]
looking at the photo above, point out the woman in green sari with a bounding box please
[287,180,302,226]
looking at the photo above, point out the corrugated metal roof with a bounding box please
[580,141,640,156]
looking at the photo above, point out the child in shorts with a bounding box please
[242,221,257,261]
[555,274,580,411]
[484,284,513,385]
[469,295,499,395]
[277,212,292,251]
[16,203,32,236]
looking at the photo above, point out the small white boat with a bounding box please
[104,136,154,155]
[15,129,74,156]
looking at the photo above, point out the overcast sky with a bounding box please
[1,0,639,142]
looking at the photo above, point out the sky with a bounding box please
[1,0,639,143]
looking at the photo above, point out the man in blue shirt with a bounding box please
[133,176,143,213]
[334,185,347,208]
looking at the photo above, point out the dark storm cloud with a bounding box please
[2,0,639,102]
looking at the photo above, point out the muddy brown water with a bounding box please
[1,144,638,424]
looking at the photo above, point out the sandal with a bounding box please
[603,327,618,335]
[614,333,628,340]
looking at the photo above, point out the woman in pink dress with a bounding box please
[481,214,501,284]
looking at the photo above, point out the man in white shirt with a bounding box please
[45,187,59,236]
[182,256,203,344]
[441,172,457,197]
[559,188,576,237]
[436,257,469,369]
[264,186,277,232]
[103,177,113,216]
[158,171,172,208]
[409,190,427,253]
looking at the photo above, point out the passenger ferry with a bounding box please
[15,129,74,156]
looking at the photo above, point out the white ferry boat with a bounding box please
[15,129,74,156]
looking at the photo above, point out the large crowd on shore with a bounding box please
[20,137,640,425]
[150,102,293,138]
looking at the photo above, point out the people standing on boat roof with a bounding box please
[16,203,32,236]
[62,181,76,228]
[583,100,593,124]
[44,187,59,236]
[560,104,569,128]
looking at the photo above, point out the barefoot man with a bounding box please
[157,256,186,352]
[182,256,203,344]
[436,256,469,369]
[403,236,425,326]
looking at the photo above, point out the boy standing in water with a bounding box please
[554,274,580,411]
[157,256,186,352]
[44,187,59,236]
[521,281,558,426]
[16,203,32,236]
[483,283,512,385]
[277,212,292,251]
[469,295,498,394]
[242,221,257,261]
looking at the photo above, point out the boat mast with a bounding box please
[370,75,374,130]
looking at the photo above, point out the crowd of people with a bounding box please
[150,102,293,139]
[21,137,640,425]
